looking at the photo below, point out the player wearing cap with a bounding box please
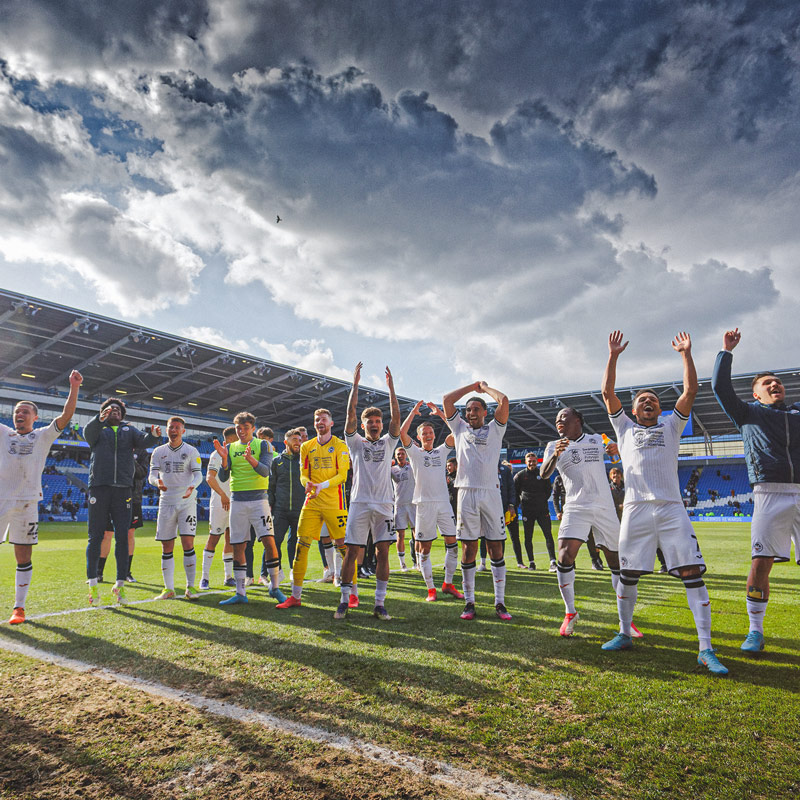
[334,363,400,621]
[149,417,203,601]
[399,400,464,602]
[1,370,82,624]
[540,407,640,639]
[601,331,727,675]
[442,380,511,621]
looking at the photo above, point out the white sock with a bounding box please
[162,553,175,591]
[398,549,406,568]
[419,552,434,589]
[202,549,214,582]
[610,569,620,595]
[329,543,340,578]
[88,577,98,588]
[461,560,476,603]
[183,548,196,588]
[14,562,32,609]
[490,558,506,605]
[557,562,577,614]
[339,582,352,604]
[263,552,280,590]
[234,564,246,595]
[746,598,767,634]
[617,579,638,636]
[222,554,233,579]
[684,579,712,651]
[375,578,388,606]
[444,543,458,584]
[291,583,303,600]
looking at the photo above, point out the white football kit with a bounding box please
[344,431,398,546]
[149,442,202,540]
[392,462,416,530]
[207,450,231,535]
[610,408,705,575]
[542,433,620,549]
[405,442,456,541]
[0,420,62,545]
[446,414,506,541]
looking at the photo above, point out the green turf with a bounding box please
[1,522,799,800]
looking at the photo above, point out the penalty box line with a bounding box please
[0,637,566,800]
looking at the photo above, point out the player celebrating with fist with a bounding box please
[1,370,82,624]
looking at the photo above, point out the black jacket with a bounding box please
[268,451,304,513]
[83,416,160,488]
[514,467,552,506]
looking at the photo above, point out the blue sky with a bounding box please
[1,1,798,398]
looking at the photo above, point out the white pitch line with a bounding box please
[0,637,567,800]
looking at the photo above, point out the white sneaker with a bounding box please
[476,562,487,572]
[333,574,341,587]
[244,577,254,587]
[318,568,334,583]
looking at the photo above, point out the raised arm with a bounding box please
[478,381,508,424]
[711,328,748,426]
[55,370,83,431]
[602,331,628,415]
[386,366,401,437]
[399,400,424,447]
[540,439,568,479]
[672,332,698,417]
[425,402,455,446]
[345,361,362,436]
[443,382,480,418]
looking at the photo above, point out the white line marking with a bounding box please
[0,637,567,800]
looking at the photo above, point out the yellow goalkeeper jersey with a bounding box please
[300,435,350,510]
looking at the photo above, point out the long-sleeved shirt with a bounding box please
[83,415,160,488]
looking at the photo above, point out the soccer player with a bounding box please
[514,452,558,570]
[149,417,203,600]
[602,330,728,675]
[712,327,800,653]
[199,426,237,590]
[84,398,161,605]
[334,362,400,620]
[276,408,350,609]
[442,380,511,621]
[1,370,82,624]
[214,412,286,605]
[391,446,416,571]
[399,400,464,601]
[540,408,640,638]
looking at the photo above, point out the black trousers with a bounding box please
[521,502,556,562]
[87,485,131,581]
[261,509,300,576]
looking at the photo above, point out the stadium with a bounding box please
[1,288,798,800]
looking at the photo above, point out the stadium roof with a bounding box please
[3,288,799,448]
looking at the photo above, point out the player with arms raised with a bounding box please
[399,401,464,601]
[334,362,401,620]
[602,331,728,675]
[1,370,82,624]
[149,417,203,601]
[443,380,511,621]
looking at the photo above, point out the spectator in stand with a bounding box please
[515,452,557,571]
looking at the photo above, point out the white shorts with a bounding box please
[619,501,705,576]
[209,502,230,536]
[456,488,506,542]
[155,500,197,541]
[394,504,416,531]
[0,499,38,546]
[558,503,620,551]
[229,498,274,544]
[415,501,457,542]
[344,502,396,547]
[751,485,800,562]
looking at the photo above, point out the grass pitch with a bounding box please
[1,522,799,799]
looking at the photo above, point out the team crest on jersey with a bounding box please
[569,450,582,464]
[89,496,97,504]
[123,426,129,431]
[181,452,188,460]
[328,446,334,453]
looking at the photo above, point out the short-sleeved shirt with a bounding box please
[207,450,231,510]
[446,414,505,490]
[149,442,202,505]
[345,431,399,504]
[542,433,614,511]
[609,409,688,503]
[0,420,62,500]
[391,463,415,506]
[405,442,451,504]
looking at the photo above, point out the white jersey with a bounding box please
[405,442,451,504]
[543,433,615,511]
[610,409,688,503]
[345,431,398,504]
[0,420,62,500]
[148,441,202,505]
[446,413,505,490]
[392,463,415,506]
[206,449,231,510]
